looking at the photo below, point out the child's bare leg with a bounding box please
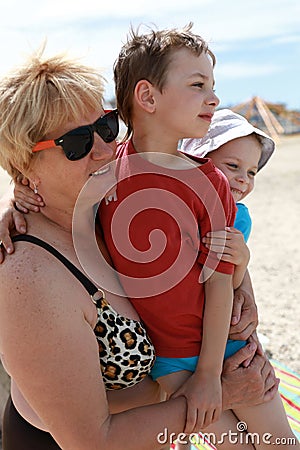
[199,410,255,449]
[157,371,192,450]
[157,372,254,450]
[233,391,299,449]
[157,370,191,396]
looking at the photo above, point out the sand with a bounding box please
[244,134,300,373]
[0,135,299,376]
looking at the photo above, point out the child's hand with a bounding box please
[202,227,250,267]
[171,371,222,433]
[14,177,44,213]
[0,203,27,263]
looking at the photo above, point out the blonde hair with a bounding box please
[114,23,216,140]
[0,50,105,180]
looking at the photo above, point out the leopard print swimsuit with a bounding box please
[93,293,155,389]
[12,235,155,390]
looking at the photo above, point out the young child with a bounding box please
[180,109,275,302]
[9,26,298,449]
[180,108,275,243]
[180,109,276,382]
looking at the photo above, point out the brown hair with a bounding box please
[0,49,105,180]
[114,23,216,140]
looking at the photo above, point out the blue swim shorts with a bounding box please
[150,339,246,381]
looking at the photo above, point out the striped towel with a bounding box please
[170,360,300,449]
[272,360,300,441]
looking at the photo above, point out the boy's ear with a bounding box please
[134,80,156,113]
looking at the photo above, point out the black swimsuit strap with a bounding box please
[12,234,102,300]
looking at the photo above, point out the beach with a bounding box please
[244,133,300,373]
[0,135,299,441]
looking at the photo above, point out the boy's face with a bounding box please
[208,134,262,202]
[153,48,219,141]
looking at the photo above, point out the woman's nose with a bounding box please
[91,135,116,161]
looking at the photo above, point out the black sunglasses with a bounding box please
[33,109,119,161]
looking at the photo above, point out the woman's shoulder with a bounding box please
[0,240,64,353]
[0,237,85,309]
[1,237,45,280]
[0,238,59,306]
[0,236,96,345]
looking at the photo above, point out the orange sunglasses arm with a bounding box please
[33,140,56,153]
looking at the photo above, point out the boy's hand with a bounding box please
[0,203,27,262]
[202,227,250,267]
[14,177,44,213]
[171,371,221,433]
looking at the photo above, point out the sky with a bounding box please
[0,0,299,111]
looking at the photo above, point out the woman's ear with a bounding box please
[24,167,41,194]
[134,80,156,113]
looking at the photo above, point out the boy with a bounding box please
[101,24,237,434]
[100,26,297,448]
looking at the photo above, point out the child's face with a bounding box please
[208,134,262,203]
[153,48,220,141]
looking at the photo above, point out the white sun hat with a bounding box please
[180,109,275,171]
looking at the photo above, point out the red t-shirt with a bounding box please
[99,140,236,357]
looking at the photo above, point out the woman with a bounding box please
[0,51,278,450]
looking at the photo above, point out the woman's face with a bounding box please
[32,109,117,203]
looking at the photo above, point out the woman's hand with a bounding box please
[229,270,258,341]
[222,341,279,410]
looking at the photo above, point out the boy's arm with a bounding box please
[172,270,233,433]
[199,270,234,373]
[0,185,28,261]
[0,178,45,261]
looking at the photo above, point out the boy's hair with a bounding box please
[0,49,105,180]
[114,23,216,140]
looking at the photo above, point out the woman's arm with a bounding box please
[0,244,187,450]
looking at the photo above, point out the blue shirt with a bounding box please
[234,203,252,242]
